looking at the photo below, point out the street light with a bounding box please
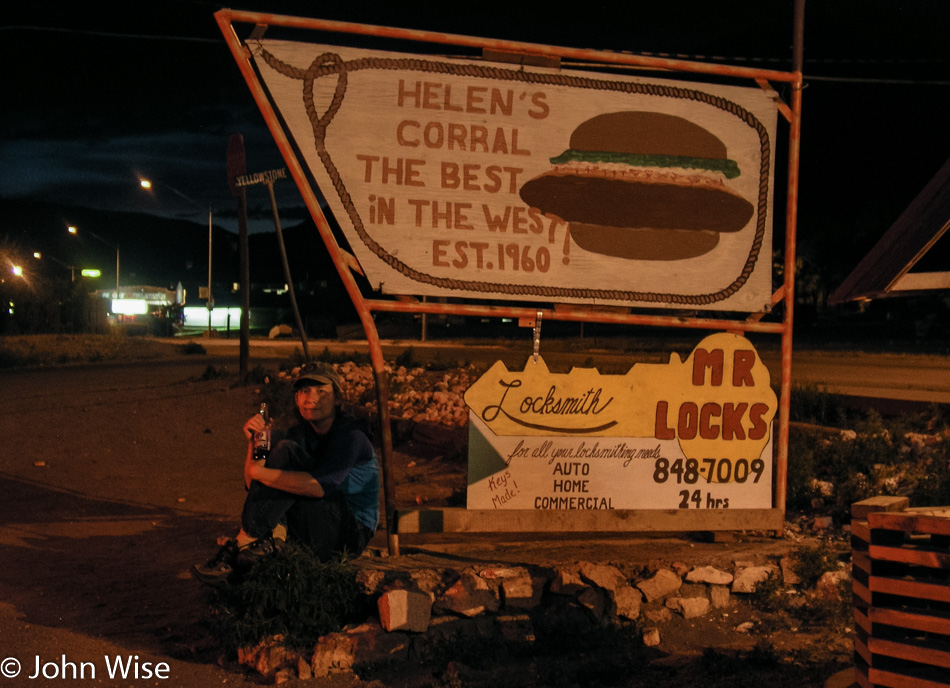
[67,225,119,293]
[139,178,213,334]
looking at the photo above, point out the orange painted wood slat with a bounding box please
[868,545,950,570]
[852,519,872,545]
[853,550,872,576]
[853,578,872,605]
[855,607,872,634]
[852,496,910,521]
[870,575,950,604]
[868,637,950,670]
[868,607,950,636]
[870,511,950,538]
[868,667,950,688]
[854,636,873,665]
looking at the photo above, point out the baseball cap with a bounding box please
[292,363,342,392]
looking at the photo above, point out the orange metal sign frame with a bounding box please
[214,7,804,555]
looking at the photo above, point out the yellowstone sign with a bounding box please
[464,333,776,511]
[249,40,778,312]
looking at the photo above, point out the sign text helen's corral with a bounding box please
[253,41,779,312]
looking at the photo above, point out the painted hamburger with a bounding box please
[519,111,755,260]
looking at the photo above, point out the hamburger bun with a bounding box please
[519,111,755,261]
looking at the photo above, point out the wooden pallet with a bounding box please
[852,497,950,688]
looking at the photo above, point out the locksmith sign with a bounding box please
[250,41,778,311]
[464,333,776,510]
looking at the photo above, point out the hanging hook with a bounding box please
[247,23,268,55]
[533,310,542,363]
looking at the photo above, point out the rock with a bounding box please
[677,582,710,598]
[612,586,643,620]
[309,632,356,677]
[816,570,850,601]
[355,569,386,595]
[643,608,672,624]
[577,587,606,621]
[708,584,731,609]
[549,566,589,596]
[296,657,311,680]
[274,667,295,684]
[780,556,802,586]
[238,636,301,680]
[479,566,527,579]
[731,566,776,594]
[637,569,682,602]
[666,596,710,619]
[579,561,626,592]
[409,570,443,599]
[686,565,733,586]
[501,573,545,610]
[310,623,409,677]
[642,627,661,647]
[436,571,500,617]
[735,621,756,633]
[575,561,641,620]
[378,589,432,632]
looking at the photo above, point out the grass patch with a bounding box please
[750,570,787,615]
[791,541,841,589]
[206,542,367,653]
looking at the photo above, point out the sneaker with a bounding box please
[192,540,238,586]
[234,536,277,571]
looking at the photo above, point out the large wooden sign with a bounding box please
[464,333,776,511]
[252,41,778,311]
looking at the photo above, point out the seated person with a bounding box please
[194,363,379,584]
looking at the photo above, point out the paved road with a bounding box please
[173,336,950,405]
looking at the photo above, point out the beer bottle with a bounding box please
[252,403,271,461]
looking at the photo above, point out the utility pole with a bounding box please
[227,134,250,377]
[235,167,310,361]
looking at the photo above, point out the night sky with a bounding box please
[2,0,949,286]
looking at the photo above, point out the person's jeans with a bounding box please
[241,439,372,560]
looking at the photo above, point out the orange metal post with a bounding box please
[216,12,401,554]
[775,0,807,525]
[216,10,798,85]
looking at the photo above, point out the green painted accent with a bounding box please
[467,422,511,485]
[549,149,741,179]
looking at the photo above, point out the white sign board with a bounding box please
[464,333,776,511]
[253,41,778,311]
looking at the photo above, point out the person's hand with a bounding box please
[243,414,265,441]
